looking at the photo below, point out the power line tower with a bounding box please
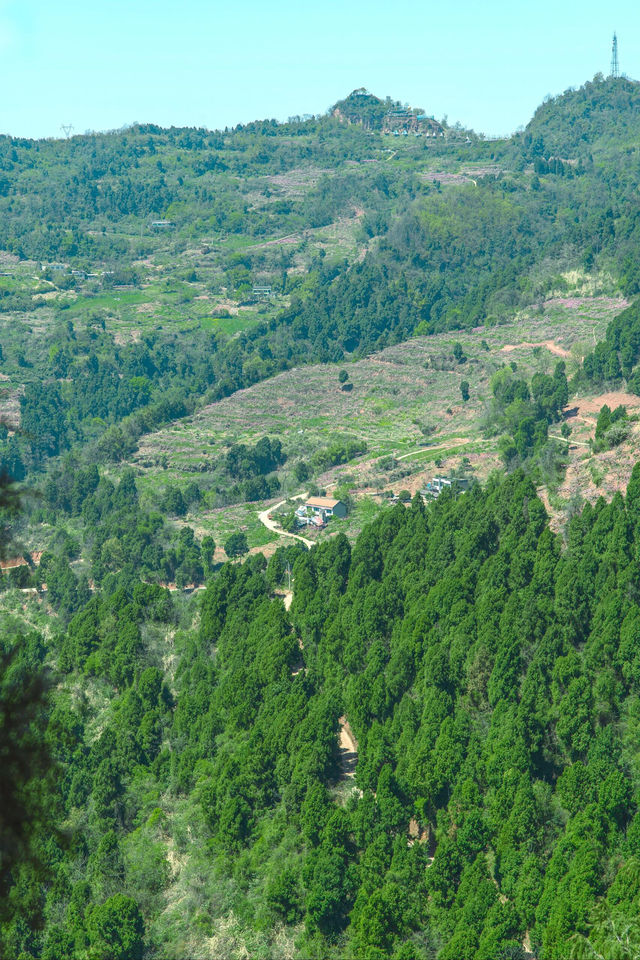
[60,124,74,139]
[610,32,619,79]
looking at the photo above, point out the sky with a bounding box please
[1,0,640,139]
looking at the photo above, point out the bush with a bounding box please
[453,342,466,363]
[311,439,367,471]
[162,486,187,517]
[224,532,249,558]
[294,461,311,483]
[604,421,629,448]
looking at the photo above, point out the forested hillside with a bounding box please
[522,75,640,158]
[5,75,640,960]
[7,471,640,959]
[2,77,640,485]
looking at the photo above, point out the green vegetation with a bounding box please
[224,531,249,558]
[7,469,640,958]
[593,404,630,451]
[522,75,640,159]
[4,74,640,960]
[486,361,569,478]
[330,88,406,129]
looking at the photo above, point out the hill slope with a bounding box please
[522,75,640,158]
[6,79,640,960]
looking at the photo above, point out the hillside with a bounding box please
[7,78,640,485]
[522,75,640,158]
[6,78,640,960]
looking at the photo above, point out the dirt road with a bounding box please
[257,495,314,548]
[338,716,358,780]
[396,436,486,461]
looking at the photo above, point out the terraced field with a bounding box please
[115,287,628,549]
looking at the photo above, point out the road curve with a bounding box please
[257,496,314,548]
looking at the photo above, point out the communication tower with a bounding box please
[610,32,619,79]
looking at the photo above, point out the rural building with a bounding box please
[383,110,444,137]
[305,496,347,519]
[296,497,348,526]
[423,477,470,498]
[251,284,273,301]
[294,506,325,529]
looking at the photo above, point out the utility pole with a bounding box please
[610,32,619,79]
[286,562,292,592]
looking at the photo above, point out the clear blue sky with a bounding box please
[2,0,639,139]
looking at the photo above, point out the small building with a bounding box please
[295,506,325,529]
[305,496,348,520]
[423,477,470,498]
[252,284,273,301]
[383,110,445,137]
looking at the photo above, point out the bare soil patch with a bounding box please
[500,340,572,359]
[338,717,358,781]
[572,391,640,417]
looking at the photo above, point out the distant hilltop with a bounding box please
[331,88,445,137]
[521,74,640,158]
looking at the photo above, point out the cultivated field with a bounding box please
[120,287,629,549]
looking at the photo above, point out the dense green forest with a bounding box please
[5,74,640,960]
[8,470,640,958]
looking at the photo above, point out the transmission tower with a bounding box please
[610,32,619,79]
[60,124,74,139]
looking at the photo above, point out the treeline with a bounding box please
[521,75,640,159]
[580,298,640,391]
[0,316,304,478]
[277,160,640,351]
[284,470,640,958]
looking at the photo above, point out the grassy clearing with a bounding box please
[170,502,279,555]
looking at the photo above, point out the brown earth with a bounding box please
[570,391,640,418]
[338,717,358,780]
[500,340,572,359]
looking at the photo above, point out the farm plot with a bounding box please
[121,291,630,547]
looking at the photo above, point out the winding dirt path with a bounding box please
[257,495,314,548]
[548,434,591,448]
[270,517,357,780]
[395,436,488,461]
